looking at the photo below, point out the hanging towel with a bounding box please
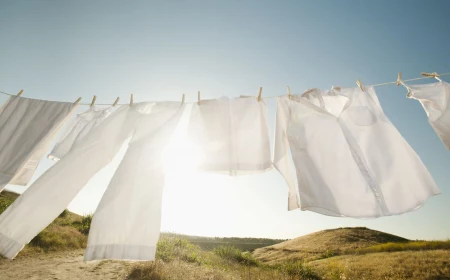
[48,106,114,161]
[0,102,185,260]
[405,81,450,150]
[0,96,77,191]
[189,96,272,175]
[274,87,440,217]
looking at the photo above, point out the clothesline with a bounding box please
[0,72,449,106]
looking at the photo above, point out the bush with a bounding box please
[72,214,93,235]
[29,225,87,252]
[276,261,322,280]
[213,245,259,266]
[156,236,203,264]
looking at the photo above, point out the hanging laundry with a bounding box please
[0,96,77,191]
[274,87,440,217]
[189,96,272,175]
[0,102,185,260]
[48,106,114,161]
[405,81,450,150]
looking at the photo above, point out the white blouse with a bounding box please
[406,81,450,150]
[274,86,440,217]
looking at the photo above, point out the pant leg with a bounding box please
[0,106,134,259]
[85,103,184,261]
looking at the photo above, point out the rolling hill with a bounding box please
[253,227,409,264]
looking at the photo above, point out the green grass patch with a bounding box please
[354,240,450,254]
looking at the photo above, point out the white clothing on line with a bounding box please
[0,96,77,191]
[48,106,114,161]
[406,81,450,150]
[0,102,185,260]
[274,86,440,217]
[189,96,272,175]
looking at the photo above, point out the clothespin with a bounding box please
[74,97,82,105]
[198,91,201,104]
[356,79,365,91]
[287,86,292,99]
[181,94,185,104]
[90,95,97,107]
[421,72,442,82]
[396,72,412,96]
[257,87,262,101]
[130,94,134,106]
[16,90,24,96]
[396,72,402,86]
[112,97,120,106]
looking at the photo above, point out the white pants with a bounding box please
[0,102,184,260]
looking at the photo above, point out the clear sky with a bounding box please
[1,0,449,241]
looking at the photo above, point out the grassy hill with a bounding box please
[253,227,409,264]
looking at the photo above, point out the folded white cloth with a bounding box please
[0,96,77,191]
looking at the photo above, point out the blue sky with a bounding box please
[1,0,449,240]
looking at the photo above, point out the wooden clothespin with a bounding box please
[421,72,442,81]
[112,97,120,106]
[90,95,97,107]
[130,94,134,106]
[287,86,292,99]
[257,87,262,101]
[74,97,82,105]
[396,72,402,86]
[397,72,412,96]
[16,90,24,96]
[181,94,185,104]
[356,79,365,91]
[198,91,201,104]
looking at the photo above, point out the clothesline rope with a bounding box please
[1,72,449,106]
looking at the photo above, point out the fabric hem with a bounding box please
[300,190,441,219]
[84,244,156,261]
[0,232,25,259]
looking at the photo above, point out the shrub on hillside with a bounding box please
[213,245,259,266]
[29,225,87,252]
[156,236,204,264]
[72,214,93,235]
[275,261,322,280]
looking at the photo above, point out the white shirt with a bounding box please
[274,86,440,217]
[189,96,272,175]
[406,81,450,150]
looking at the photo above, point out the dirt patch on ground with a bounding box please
[0,250,132,280]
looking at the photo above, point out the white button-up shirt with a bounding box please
[274,86,440,217]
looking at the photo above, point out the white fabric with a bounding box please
[406,81,450,149]
[48,106,114,161]
[0,96,77,191]
[274,86,440,217]
[189,96,272,175]
[0,102,185,260]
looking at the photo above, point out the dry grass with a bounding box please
[353,240,450,254]
[127,236,321,280]
[310,250,450,280]
[253,227,408,264]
